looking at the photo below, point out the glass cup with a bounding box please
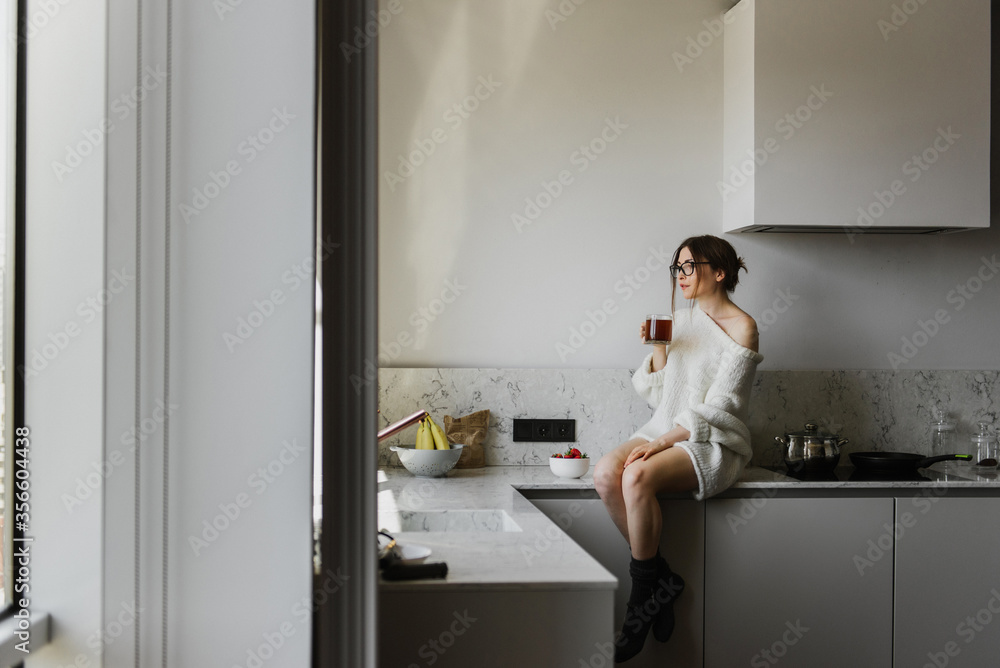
[644,314,672,345]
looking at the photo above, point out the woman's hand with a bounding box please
[641,322,668,373]
[640,321,666,347]
[623,436,673,468]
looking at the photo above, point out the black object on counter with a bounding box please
[768,466,933,482]
[784,458,839,476]
[378,530,449,581]
[849,452,973,472]
[846,467,930,483]
[381,562,449,581]
[781,467,841,482]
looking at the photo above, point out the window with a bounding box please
[1,0,25,609]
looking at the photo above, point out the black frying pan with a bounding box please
[850,452,973,472]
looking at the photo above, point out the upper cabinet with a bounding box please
[722,0,990,234]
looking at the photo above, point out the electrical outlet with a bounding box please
[532,420,554,441]
[554,419,575,441]
[512,418,575,442]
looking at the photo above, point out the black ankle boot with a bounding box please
[651,559,685,643]
[613,557,660,663]
[614,597,661,663]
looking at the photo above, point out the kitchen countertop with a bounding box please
[376,463,1000,591]
[377,466,619,592]
[729,460,1000,490]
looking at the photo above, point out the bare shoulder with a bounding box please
[726,313,759,352]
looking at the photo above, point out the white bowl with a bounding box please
[395,543,432,564]
[390,444,464,477]
[378,534,432,564]
[549,456,590,479]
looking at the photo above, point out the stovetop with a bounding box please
[769,466,932,483]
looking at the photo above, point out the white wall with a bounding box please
[150,2,315,662]
[378,0,1000,370]
[24,1,106,665]
[26,1,315,666]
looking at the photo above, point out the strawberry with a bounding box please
[569,448,581,458]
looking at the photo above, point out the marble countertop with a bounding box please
[508,461,1000,491]
[377,463,1000,591]
[730,460,1000,490]
[377,466,618,592]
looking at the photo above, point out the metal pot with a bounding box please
[775,421,849,474]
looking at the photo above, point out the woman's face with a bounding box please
[676,247,700,300]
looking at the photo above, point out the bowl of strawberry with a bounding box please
[549,447,590,478]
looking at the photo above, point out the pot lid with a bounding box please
[784,421,841,439]
[971,421,995,446]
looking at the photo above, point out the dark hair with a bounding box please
[670,235,748,312]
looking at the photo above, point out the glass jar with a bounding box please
[930,407,955,455]
[972,422,998,471]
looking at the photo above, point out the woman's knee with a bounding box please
[593,455,621,497]
[621,462,653,502]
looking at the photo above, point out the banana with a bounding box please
[415,418,433,450]
[422,418,435,450]
[422,419,435,450]
[428,417,450,450]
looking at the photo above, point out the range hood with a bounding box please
[737,225,968,235]
[722,0,990,235]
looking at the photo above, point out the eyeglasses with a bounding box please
[669,261,711,278]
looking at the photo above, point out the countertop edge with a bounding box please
[376,463,1000,591]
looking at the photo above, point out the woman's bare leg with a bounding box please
[594,438,648,544]
[620,447,698,559]
[605,444,698,661]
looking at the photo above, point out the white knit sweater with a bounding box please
[631,305,763,499]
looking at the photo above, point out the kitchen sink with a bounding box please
[378,509,522,533]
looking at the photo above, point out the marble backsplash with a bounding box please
[378,368,1000,468]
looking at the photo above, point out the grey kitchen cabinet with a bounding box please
[525,493,704,668]
[378,588,612,668]
[892,497,1000,667]
[704,497,895,667]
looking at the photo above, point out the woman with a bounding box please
[594,235,762,663]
